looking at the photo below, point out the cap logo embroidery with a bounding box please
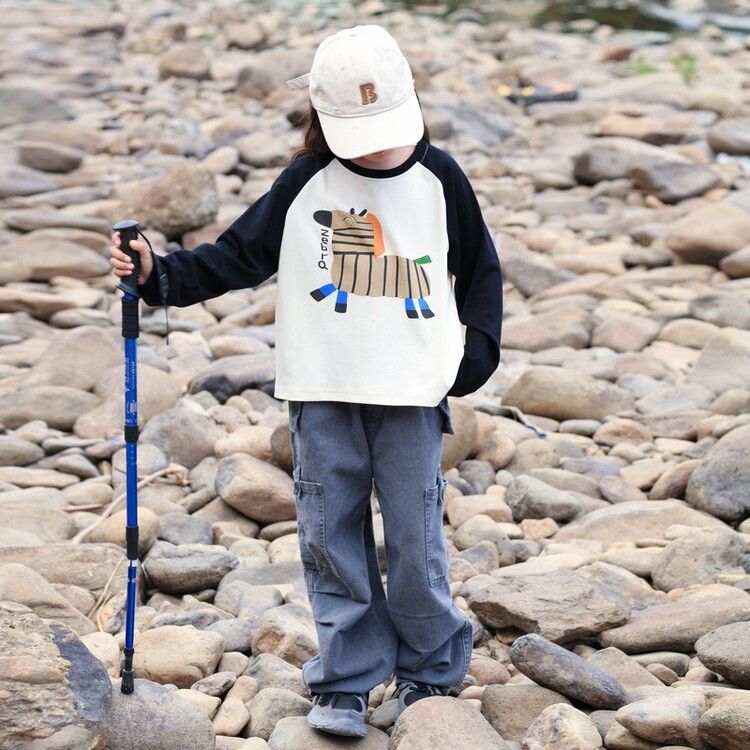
[359,82,378,105]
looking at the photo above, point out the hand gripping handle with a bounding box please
[113,218,141,298]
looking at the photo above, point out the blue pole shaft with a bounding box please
[121,293,140,694]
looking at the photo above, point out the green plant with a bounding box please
[673,55,697,84]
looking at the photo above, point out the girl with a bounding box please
[110,23,503,738]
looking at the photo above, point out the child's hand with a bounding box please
[110,231,153,285]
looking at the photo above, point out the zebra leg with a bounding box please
[418,297,435,319]
[335,290,348,313]
[310,283,337,302]
[404,298,419,319]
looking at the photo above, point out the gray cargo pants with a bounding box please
[287,396,473,695]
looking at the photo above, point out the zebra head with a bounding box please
[313,208,385,256]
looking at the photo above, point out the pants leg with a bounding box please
[289,400,398,694]
[363,402,473,688]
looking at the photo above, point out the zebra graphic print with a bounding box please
[310,207,435,319]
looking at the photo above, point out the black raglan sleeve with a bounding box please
[444,158,503,398]
[138,168,295,308]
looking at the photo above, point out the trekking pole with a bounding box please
[112,218,143,695]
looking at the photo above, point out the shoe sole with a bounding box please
[308,714,368,738]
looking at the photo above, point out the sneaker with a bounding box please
[307,691,369,737]
[395,679,449,714]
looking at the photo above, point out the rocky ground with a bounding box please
[0,1,749,749]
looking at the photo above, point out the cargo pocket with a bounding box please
[437,396,454,435]
[424,473,449,587]
[293,472,350,597]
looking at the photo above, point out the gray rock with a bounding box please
[0,601,110,748]
[140,404,225,469]
[0,385,99,430]
[0,86,71,127]
[708,117,750,155]
[216,453,296,524]
[696,622,750,688]
[268,716,388,749]
[121,163,218,239]
[503,367,634,421]
[189,352,276,403]
[143,541,240,594]
[685,423,750,522]
[390,695,508,749]
[481,684,571,743]
[630,162,720,204]
[522,703,603,750]
[600,584,750,653]
[0,434,44,466]
[468,570,629,643]
[158,512,214,545]
[243,653,307,697]
[697,694,750,750]
[109,677,214,750]
[510,634,628,709]
[505,475,581,522]
[245,687,312,740]
[651,528,745,591]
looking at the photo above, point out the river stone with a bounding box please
[0,238,109,280]
[615,691,706,748]
[140,403,225,469]
[685,423,750,523]
[707,117,750,155]
[501,308,590,352]
[0,434,44,465]
[0,385,99,429]
[666,203,750,265]
[651,528,745,591]
[503,367,634,421]
[132,625,225,688]
[216,453,296,524]
[599,584,750,653]
[522,703,603,750]
[244,687,312,740]
[0,602,111,748]
[630,162,720,204]
[481,684,571,743]
[468,570,629,643]
[587,648,663,691]
[251,603,317,669]
[695,622,750,688]
[554,500,725,545]
[510,634,627,709]
[698,694,750,750]
[243,653,307,697]
[574,137,687,183]
[109,677,215,750]
[121,162,218,239]
[0,504,75,542]
[0,542,128,598]
[16,139,84,172]
[390,696,508,749]
[0,562,96,635]
[505,475,581,522]
[75,364,182,439]
[26,325,120,390]
[159,42,211,80]
[189,352,277,403]
[578,562,667,609]
[0,85,71,127]
[143,541,240,594]
[268,716,389,749]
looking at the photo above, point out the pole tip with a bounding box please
[113,218,139,232]
[121,671,135,694]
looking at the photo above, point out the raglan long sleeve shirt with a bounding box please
[139,137,503,406]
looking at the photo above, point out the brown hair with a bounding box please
[290,90,431,162]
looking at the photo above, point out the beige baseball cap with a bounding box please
[285,24,424,160]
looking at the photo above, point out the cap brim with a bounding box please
[317,90,424,160]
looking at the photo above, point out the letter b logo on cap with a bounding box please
[359,82,378,106]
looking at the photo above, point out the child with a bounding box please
[110,24,503,738]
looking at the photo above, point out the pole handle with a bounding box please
[113,218,141,298]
